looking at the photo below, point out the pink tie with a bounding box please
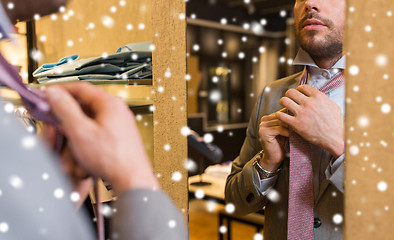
[287,67,344,240]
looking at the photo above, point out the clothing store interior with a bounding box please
[0,0,306,239]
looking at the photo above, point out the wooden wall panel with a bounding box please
[345,1,394,239]
[152,0,188,215]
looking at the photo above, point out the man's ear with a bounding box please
[1,0,69,24]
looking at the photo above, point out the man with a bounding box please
[225,0,345,239]
[0,1,187,239]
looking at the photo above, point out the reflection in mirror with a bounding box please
[187,0,346,239]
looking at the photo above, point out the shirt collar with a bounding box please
[293,48,346,70]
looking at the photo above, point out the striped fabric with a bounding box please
[287,67,344,240]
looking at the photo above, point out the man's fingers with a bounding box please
[260,118,289,129]
[260,119,281,127]
[296,84,319,97]
[260,125,289,139]
[276,111,295,127]
[280,97,300,115]
[285,88,308,105]
[260,113,277,122]
[46,85,96,135]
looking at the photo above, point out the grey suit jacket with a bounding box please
[225,72,344,240]
[0,101,187,240]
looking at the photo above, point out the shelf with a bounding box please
[0,81,153,107]
[33,79,152,86]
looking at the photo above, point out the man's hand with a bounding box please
[277,85,344,158]
[258,108,289,172]
[45,83,160,195]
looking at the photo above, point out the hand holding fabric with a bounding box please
[277,84,344,158]
[258,108,289,172]
[45,83,160,195]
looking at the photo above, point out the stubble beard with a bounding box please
[296,30,343,61]
[295,13,343,62]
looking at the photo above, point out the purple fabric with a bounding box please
[0,53,57,124]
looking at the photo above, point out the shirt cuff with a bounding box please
[326,153,344,178]
[252,168,278,193]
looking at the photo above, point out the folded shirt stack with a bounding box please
[33,41,152,84]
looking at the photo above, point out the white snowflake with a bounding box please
[332,214,343,224]
[203,133,214,143]
[209,90,221,103]
[219,225,227,234]
[54,188,64,199]
[101,15,115,28]
[381,103,391,114]
[42,173,49,180]
[349,65,359,75]
[279,10,287,17]
[101,204,113,217]
[168,220,176,228]
[110,6,117,13]
[357,116,369,128]
[212,76,219,83]
[349,145,359,155]
[184,159,197,172]
[9,175,24,189]
[164,144,171,151]
[206,200,218,212]
[181,126,190,136]
[70,192,81,202]
[253,233,263,240]
[31,49,44,61]
[266,188,280,203]
[171,171,182,182]
[0,222,9,233]
[225,203,235,213]
[67,40,74,47]
[195,189,205,199]
[377,181,388,192]
[126,24,133,31]
[375,54,388,67]
[192,44,200,51]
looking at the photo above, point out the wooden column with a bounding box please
[152,0,188,215]
[345,1,394,239]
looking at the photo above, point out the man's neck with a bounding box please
[310,53,343,70]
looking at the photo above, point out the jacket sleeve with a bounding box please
[112,189,188,240]
[224,88,277,215]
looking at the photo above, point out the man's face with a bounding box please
[294,0,345,59]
